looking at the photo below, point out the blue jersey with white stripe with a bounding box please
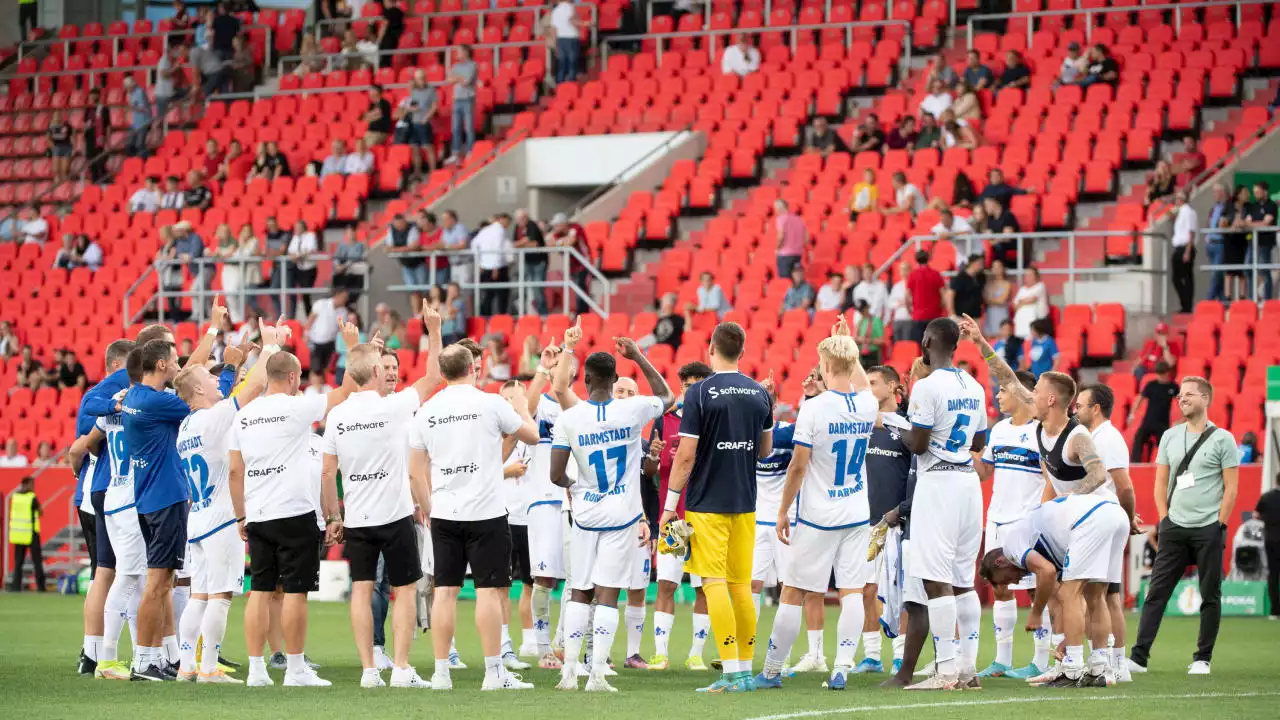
[121,384,191,514]
[981,418,1044,524]
[81,369,132,495]
[755,421,795,523]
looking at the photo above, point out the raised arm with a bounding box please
[526,343,560,415]
[1065,431,1109,495]
[185,303,230,369]
[324,320,364,417]
[830,314,870,391]
[233,321,284,408]
[615,336,675,412]
[959,313,1033,409]
[551,318,582,410]
[409,301,443,402]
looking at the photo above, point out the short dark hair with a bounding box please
[1040,371,1077,405]
[105,339,137,368]
[914,250,930,264]
[710,322,747,361]
[1014,370,1036,392]
[456,337,483,360]
[135,323,174,346]
[126,348,145,383]
[439,345,474,380]
[1153,360,1171,375]
[924,317,960,353]
[868,365,900,385]
[583,351,617,389]
[978,548,1004,583]
[138,340,175,374]
[1030,318,1053,336]
[1254,180,1270,193]
[678,361,712,383]
[1080,383,1114,417]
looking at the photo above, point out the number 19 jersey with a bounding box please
[551,396,665,530]
[907,367,988,472]
[177,398,239,541]
[793,390,879,529]
[97,412,134,513]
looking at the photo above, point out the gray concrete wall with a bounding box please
[576,131,705,224]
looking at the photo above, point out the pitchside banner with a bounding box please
[1136,578,1270,617]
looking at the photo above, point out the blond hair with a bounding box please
[817,335,861,376]
[344,343,381,386]
[173,365,206,403]
[1181,375,1213,403]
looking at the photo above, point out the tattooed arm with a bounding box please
[1066,431,1109,495]
[958,313,1034,410]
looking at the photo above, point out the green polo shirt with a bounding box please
[1155,423,1239,528]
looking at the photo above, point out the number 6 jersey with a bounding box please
[793,389,879,529]
[907,367,988,473]
[551,396,665,530]
[177,398,239,541]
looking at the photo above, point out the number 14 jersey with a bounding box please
[178,398,239,540]
[793,390,879,529]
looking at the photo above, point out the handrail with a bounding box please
[1187,113,1280,191]
[7,63,158,86]
[965,0,1269,50]
[602,20,914,79]
[1194,226,1280,303]
[275,40,551,81]
[17,24,276,69]
[567,125,696,221]
[314,2,600,51]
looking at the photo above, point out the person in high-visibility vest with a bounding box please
[17,0,38,42]
[8,476,45,592]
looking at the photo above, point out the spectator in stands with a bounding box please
[440,210,471,285]
[321,140,348,178]
[884,171,926,217]
[364,86,394,146]
[721,33,761,77]
[853,262,888,320]
[518,336,542,379]
[125,76,153,158]
[984,195,1021,265]
[1222,185,1253,300]
[157,225,186,319]
[849,167,879,218]
[961,50,992,90]
[774,199,808,278]
[1128,360,1178,462]
[905,250,945,342]
[1171,136,1206,187]
[287,220,320,317]
[1076,44,1119,87]
[154,44,189,122]
[550,0,583,83]
[1135,321,1180,380]
[47,111,73,184]
[512,208,547,314]
[357,26,380,69]
[398,70,439,178]
[34,442,55,467]
[295,34,326,76]
[990,318,1023,373]
[344,138,376,175]
[547,213,592,312]
[695,271,731,318]
[230,35,256,93]
[946,254,985,320]
[1204,183,1231,302]
[1167,190,1199,313]
[263,141,292,179]
[474,213,515,316]
[340,29,365,70]
[0,439,26,468]
[0,321,16,358]
[782,265,816,314]
[982,258,1012,336]
[306,287,348,374]
[1244,180,1277,300]
[55,233,103,271]
[928,56,959,90]
[968,203,990,234]
[939,111,980,150]
[1238,432,1259,463]
[14,345,43,388]
[304,371,333,397]
[919,78,953,120]
[914,112,942,151]
[215,224,254,322]
[377,0,406,69]
[1023,318,1059,379]
[58,349,88,390]
[1055,41,1086,87]
[950,82,983,123]
[815,272,844,312]
[372,303,408,350]
[995,50,1031,92]
[640,293,688,350]
[83,88,110,183]
[1144,160,1176,209]
[384,212,426,288]
[481,336,511,382]
[18,206,47,245]
[130,176,162,214]
[192,41,230,97]
[332,226,368,296]
[932,206,974,242]
[448,45,479,162]
[440,282,467,345]
[850,114,885,153]
[174,220,211,311]
[838,265,861,311]
[183,170,213,210]
[804,116,847,156]
[852,298,886,366]
[885,115,919,150]
[161,175,185,209]
[201,138,224,178]
[334,312,366,383]
[886,260,911,339]
[318,0,351,36]
[1011,265,1048,339]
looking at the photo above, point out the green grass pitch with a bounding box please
[2,593,1278,719]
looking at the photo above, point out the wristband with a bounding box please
[535,365,548,375]
[983,350,996,361]
[206,327,218,336]
[264,344,281,353]
[663,488,681,513]
[236,516,245,523]
[564,348,575,355]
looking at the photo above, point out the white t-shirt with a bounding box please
[907,367,988,472]
[981,418,1043,524]
[815,284,844,312]
[1012,282,1049,338]
[920,92,953,119]
[230,393,328,523]
[550,1,577,38]
[179,399,240,540]
[307,298,341,345]
[504,441,534,525]
[528,393,567,510]
[343,151,375,175]
[552,395,665,530]
[1088,420,1128,499]
[97,412,134,513]
[322,389,420,528]
[288,231,319,272]
[792,390,878,529]
[896,184,926,215]
[0,455,29,468]
[721,44,760,76]
[21,217,48,244]
[932,217,973,236]
[888,280,910,323]
[852,280,888,320]
[471,221,511,271]
[409,384,524,522]
[130,188,161,213]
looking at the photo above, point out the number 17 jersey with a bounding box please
[177,398,239,541]
[793,390,879,529]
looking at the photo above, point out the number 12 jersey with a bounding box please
[177,398,239,541]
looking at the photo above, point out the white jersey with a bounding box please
[907,367,988,473]
[999,494,1120,571]
[97,412,135,513]
[1041,422,1091,497]
[792,390,878,529]
[409,383,524,522]
[322,389,420,528]
[981,417,1043,524]
[504,441,534,525]
[553,396,665,530]
[527,393,567,511]
[1087,420,1127,499]
[178,398,239,540]
[755,420,795,523]
[229,393,328,523]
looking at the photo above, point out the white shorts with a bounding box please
[986,521,1036,591]
[527,502,566,580]
[751,523,790,585]
[900,539,928,605]
[176,544,191,580]
[908,472,983,588]
[630,543,651,591]
[656,549,702,587]
[568,520,646,592]
[1062,502,1129,585]
[188,523,245,596]
[105,507,147,576]
[785,523,874,593]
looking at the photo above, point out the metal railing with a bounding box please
[966,0,1271,50]
[644,0,922,37]
[314,2,599,49]
[384,246,611,317]
[602,20,914,77]
[276,40,551,82]
[4,63,159,94]
[16,24,276,67]
[567,125,696,219]
[1195,226,1280,300]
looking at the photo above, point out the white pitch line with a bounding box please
[740,691,1280,720]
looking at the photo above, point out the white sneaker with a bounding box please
[361,669,386,688]
[518,643,539,659]
[1188,661,1211,675]
[373,646,395,671]
[390,667,431,688]
[247,670,273,687]
[429,670,452,690]
[792,653,829,673]
[448,651,467,669]
[576,662,591,678]
[913,660,936,677]
[283,667,332,687]
[585,671,618,693]
[482,671,534,691]
[1114,661,1133,683]
[1126,658,1148,674]
[503,652,531,670]
[905,673,960,690]
[556,666,580,691]
[1027,665,1064,686]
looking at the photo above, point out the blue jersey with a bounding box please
[679,371,774,514]
[755,421,795,522]
[866,412,914,524]
[79,368,132,496]
[122,384,191,514]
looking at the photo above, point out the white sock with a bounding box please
[200,599,232,674]
[762,603,802,677]
[892,633,905,661]
[103,574,141,663]
[754,592,762,622]
[1063,645,1084,676]
[591,605,619,671]
[653,611,674,657]
[501,624,513,656]
[484,655,502,680]
[83,634,101,661]
[178,598,207,672]
[926,596,958,676]
[992,599,1017,667]
[563,601,591,672]
[532,584,553,652]
[554,582,571,648]
[624,604,645,658]
[126,577,142,649]
[955,590,980,673]
[689,613,710,658]
[863,631,882,662]
[522,627,536,648]
[834,594,865,668]
[1033,626,1052,669]
[286,653,307,673]
[807,628,824,659]
[1112,646,1127,669]
[248,655,267,674]
[163,635,180,664]
[434,658,449,675]
[1089,647,1110,674]
[171,585,190,632]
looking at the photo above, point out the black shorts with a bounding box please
[509,523,533,586]
[91,491,115,570]
[79,508,98,578]
[247,513,323,594]
[346,515,423,587]
[432,515,510,589]
[138,501,188,571]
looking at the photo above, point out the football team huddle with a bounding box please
[65,302,1146,693]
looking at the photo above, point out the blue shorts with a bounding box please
[138,501,188,571]
[91,490,116,570]
[394,122,433,147]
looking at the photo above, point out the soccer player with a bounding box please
[230,323,360,688]
[324,305,443,688]
[408,343,540,691]
[979,492,1130,688]
[899,317,988,691]
[172,322,285,683]
[756,322,877,691]
[973,370,1049,679]
[548,336,674,691]
[608,375,656,670]
[495,391,538,664]
[661,322,775,693]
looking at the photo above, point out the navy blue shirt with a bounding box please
[679,371,774,514]
[866,414,913,524]
[122,384,191,514]
[79,368,132,496]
